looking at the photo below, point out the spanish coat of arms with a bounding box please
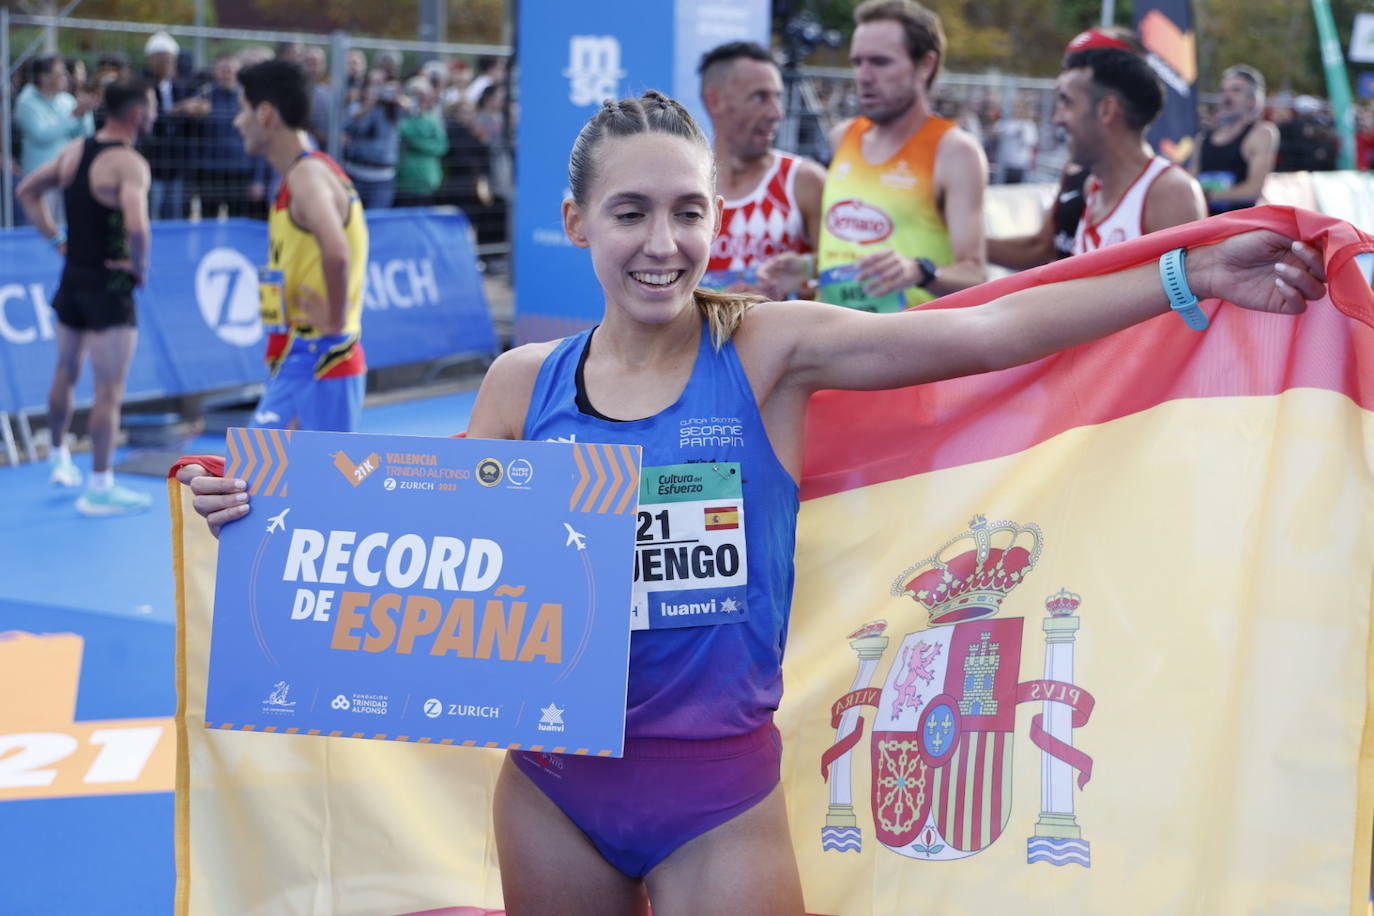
[820,516,1094,867]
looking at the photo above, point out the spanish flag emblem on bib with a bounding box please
[704,506,740,530]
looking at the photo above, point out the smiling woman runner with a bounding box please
[181,88,1327,915]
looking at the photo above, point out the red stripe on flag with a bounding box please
[937,743,952,839]
[801,207,1374,501]
[971,731,987,851]
[990,732,1005,844]
[954,731,970,850]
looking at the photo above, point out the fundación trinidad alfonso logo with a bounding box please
[819,516,1096,869]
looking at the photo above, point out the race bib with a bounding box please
[1197,170,1237,195]
[258,267,286,331]
[818,262,905,313]
[631,462,748,631]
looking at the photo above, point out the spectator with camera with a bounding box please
[342,68,402,210]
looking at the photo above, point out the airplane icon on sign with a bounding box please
[563,523,586,550]
[266,508,291,533]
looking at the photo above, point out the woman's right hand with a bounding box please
[176,464,249,539]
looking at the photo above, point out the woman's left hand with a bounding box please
[1188,230,1327,315]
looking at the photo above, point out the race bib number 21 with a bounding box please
[631,462,748,631]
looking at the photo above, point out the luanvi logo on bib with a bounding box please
[825,199,894,244]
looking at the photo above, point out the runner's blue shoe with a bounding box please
[50,455,82,487]
[76,484,152,517]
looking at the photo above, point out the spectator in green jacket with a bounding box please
[394,77,448,207]
[14,55,96,223]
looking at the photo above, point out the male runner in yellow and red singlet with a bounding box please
[234,58,369,432]
[762,0,988,311]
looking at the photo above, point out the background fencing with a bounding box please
[2,12,515,252]
[2,12,1072,234]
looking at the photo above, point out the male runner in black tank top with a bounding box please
[17,78,156,516]
[1190,65,1279,215]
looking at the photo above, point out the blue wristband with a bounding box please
[1159,247,1208,331]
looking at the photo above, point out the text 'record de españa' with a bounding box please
[205,429,641,757]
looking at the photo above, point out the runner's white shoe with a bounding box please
[76,484,152,517]
[50,456,82,488]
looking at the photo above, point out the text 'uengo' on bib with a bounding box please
[631,462,748,631]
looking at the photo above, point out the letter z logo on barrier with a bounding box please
[195,247,263,346]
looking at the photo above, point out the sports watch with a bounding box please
[1158,247,1208,331]
[914,257,938,289]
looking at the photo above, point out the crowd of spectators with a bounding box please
[9,29,1374,237]
[796,67,1374,187]
[5,35,513,249]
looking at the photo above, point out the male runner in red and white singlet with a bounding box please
[697,41,825,298]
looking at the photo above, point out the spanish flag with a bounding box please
[704,505,740,530]
[171,208,1374,914]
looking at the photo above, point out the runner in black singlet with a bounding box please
[1190,65,1279,215]
[51,137,139,330]
[17,78,156,516]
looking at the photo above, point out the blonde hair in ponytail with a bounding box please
[693,287,762,349]
[568,89,762,349]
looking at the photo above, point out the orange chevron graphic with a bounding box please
[263,428,292,496]
[250,428,273,494]
[569,443,641,513]
[226,427,257,487]
[225,427,293,495]
[1140,9,1196,84]
[598,444,624,513]
[226,425,243,480]
[569,445,590,510]
[583,443,607,511]
[614,444,638,513]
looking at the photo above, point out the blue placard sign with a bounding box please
[206,428,640,756]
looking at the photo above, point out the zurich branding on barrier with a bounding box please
[0,209,497,414]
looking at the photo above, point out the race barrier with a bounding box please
[984,170,1374,244]
[0,209,497,462]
